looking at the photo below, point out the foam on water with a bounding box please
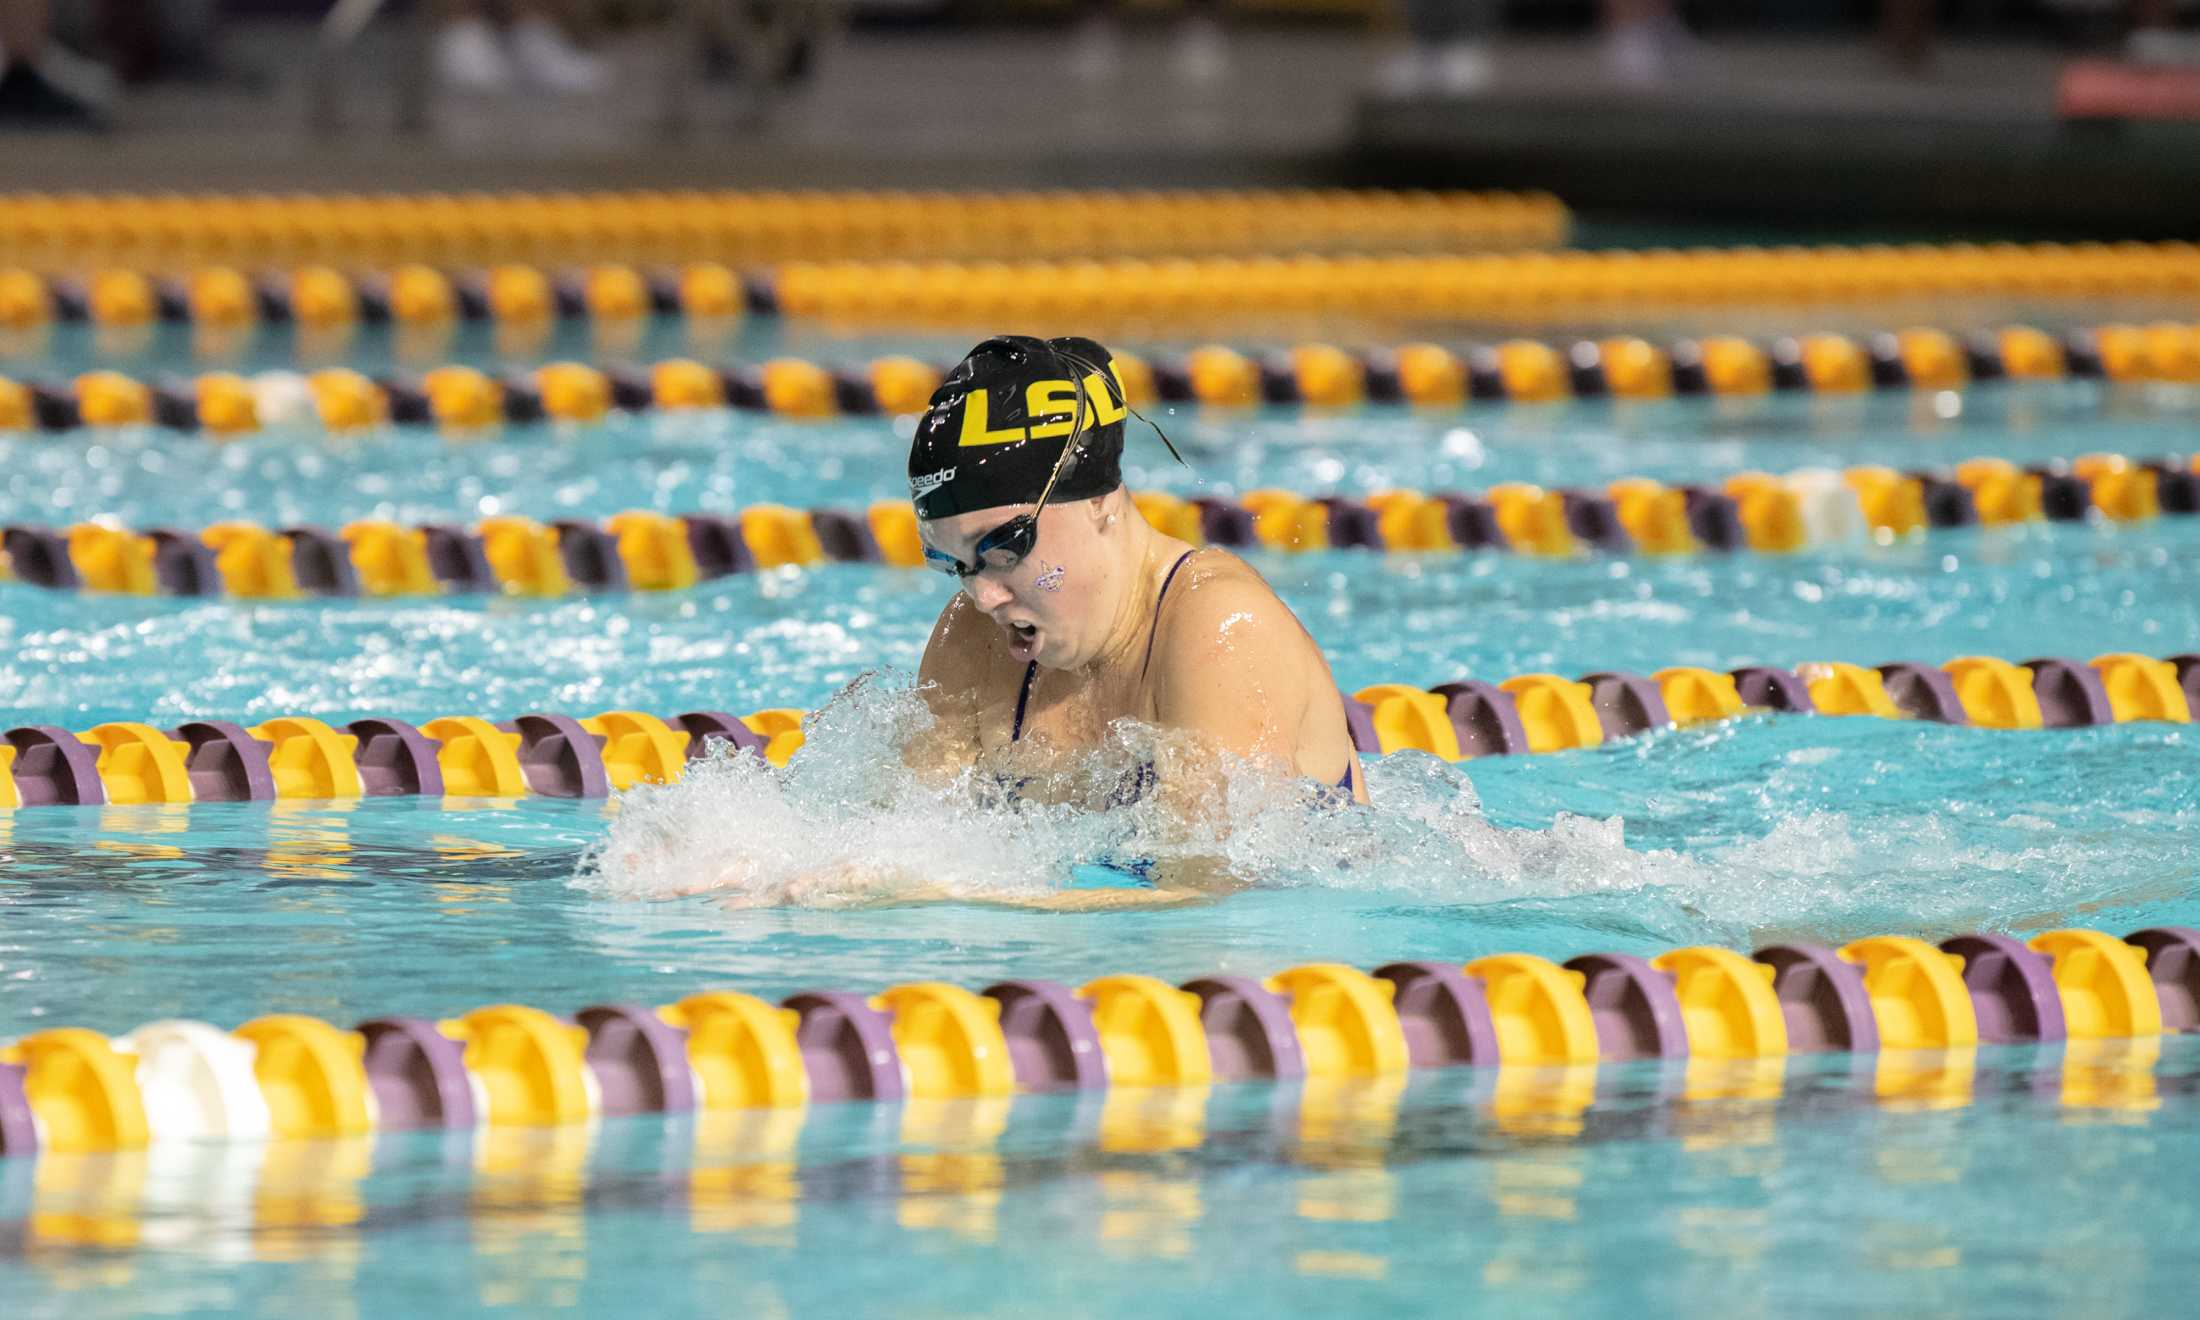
[576,669,1683,910]
[578,673,2200,949]
[1464,715,2200,946]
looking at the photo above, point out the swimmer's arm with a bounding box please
[951,887,1215,911]
[1140,853,1250,896]
[902,593,992,786]
[710,872,1213,911]
[1147,575,1311,814]
[1139,576,1316,891]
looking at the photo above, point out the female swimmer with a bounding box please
[895,334,1366,906]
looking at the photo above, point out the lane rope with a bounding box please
[5,326,2193,445]
[1,651,2191,809]
[5,453,2194,602]
[2,927,2192,1161]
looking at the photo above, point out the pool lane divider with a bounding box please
[0,188,1570,272]
[6,454,2196,600]
[3,652,2191,809]
[9,239,2200,331]
[0,709,805,807]
[768,245,2200,324]
[3,928,2197,1161]
[6,325,2199,440]
[1346,652,2196,758]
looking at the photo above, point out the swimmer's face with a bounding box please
[921,496,1113,668]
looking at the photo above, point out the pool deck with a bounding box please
[1353,38,2200,237]
[3,21,1373,192]
[5,21,2197,236]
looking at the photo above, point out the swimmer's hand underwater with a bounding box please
[668,858,1215,911]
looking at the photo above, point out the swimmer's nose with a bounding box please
[962,573,1014,613]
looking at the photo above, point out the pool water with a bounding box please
[3,375,2200,1316]
[4,711,2196,1030]
[6,381,2199,530]
[9,1034,2199,1318]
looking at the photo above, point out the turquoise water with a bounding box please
[4,382,2200,1315]
[5,519,2199,726]
[3,713,2195,1032]
[7,1038,2198,1318]
[4,382,2198,531]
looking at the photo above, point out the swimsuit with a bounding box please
[1015,550,1356,891]
[1009,549,1360,801]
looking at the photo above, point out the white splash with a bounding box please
[574,671,2200,944]
[573,670,1691,913]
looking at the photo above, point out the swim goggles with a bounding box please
[922,421,1082,580]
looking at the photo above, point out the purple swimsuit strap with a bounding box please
[1014,550,1196,743]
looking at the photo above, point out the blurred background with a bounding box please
[2,4,2199,1300]
[3,0,2198,234]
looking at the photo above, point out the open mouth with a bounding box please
[1006,621,1041,660]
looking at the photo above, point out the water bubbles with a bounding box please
[575,671,1700,915]
[571,667,2200,945]
[1439,428,1484,463]
[577,673,1100,908]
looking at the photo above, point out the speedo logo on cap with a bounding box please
[956,369,1128,448]
[911,467,956,497]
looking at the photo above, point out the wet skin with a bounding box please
[912,486,1368,817]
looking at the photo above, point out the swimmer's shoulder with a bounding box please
[1161,549,1310,648]
[1154,549,1359,793]
[918,592,1018,708]
[1149,550,1319,698]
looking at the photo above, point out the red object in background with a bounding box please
[2058,59,2200,120]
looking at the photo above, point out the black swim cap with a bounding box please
[907,334,1128,521]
